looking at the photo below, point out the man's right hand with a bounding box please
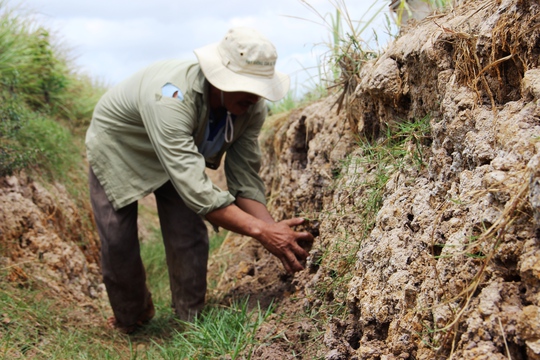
[257,217,314,273]
[206,204,315,273]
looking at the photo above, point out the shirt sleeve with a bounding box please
[140,90,235,215]
[224,103,267,205]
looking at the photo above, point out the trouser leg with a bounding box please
[153,181,209,322]
[89,167,151,326]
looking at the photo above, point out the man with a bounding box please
[86,27,314,333]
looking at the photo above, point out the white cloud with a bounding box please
[16,0,395,94]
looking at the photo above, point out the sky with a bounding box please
[15,0,397,97]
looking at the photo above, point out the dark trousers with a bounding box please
[89,168,209,325]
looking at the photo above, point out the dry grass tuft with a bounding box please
[441,0,540,109]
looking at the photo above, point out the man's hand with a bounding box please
[206,201,315,273]
[257,217,314,273]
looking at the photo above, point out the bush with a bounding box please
[0,91,34,176]
[0,1,104,177]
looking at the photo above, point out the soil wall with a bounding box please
[211,1,540,358]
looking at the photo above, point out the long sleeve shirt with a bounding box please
[85,59,267,215]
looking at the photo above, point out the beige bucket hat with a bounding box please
[194,27,290,102]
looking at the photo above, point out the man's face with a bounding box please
[223,91,261,115]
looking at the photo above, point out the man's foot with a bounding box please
[107,297,155,334]
[107,316,137,334]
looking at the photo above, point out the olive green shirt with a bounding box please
[85,59,267,215]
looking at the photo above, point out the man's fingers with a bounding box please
[286,257,304,273]
[268,218,316,273]
[298,230,315,241]
[280,258,293,273]
[291,241,309,260]
[281,248,306,273]
[296,232,315,257]
[282,217,305,227]
[282,255,302,273]
[289,245,309,271]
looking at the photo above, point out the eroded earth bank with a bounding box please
[210,0,540,358]
[2,0,540,359]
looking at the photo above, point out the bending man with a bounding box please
[86,27,314,333]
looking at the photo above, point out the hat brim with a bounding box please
[194,43,290,102]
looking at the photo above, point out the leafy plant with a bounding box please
[4,3,103,115]
[13,114,80,180]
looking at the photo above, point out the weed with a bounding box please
[288,1,386,118]
[14,114,79,178]
[210,229,229,254]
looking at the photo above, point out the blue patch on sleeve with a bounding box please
[161,83,183,100]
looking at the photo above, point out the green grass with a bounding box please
[13,113,80,179]
[209,230,229,254]
[154,299,274,360]
[0,228,274,360]
[138,229,276,359]
[0,273,123,359]
[0,101,34,175]
[139,224,273,359]
[268,90,299,115]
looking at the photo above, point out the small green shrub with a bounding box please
[0,92,34,176]
[11,113,80,181]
